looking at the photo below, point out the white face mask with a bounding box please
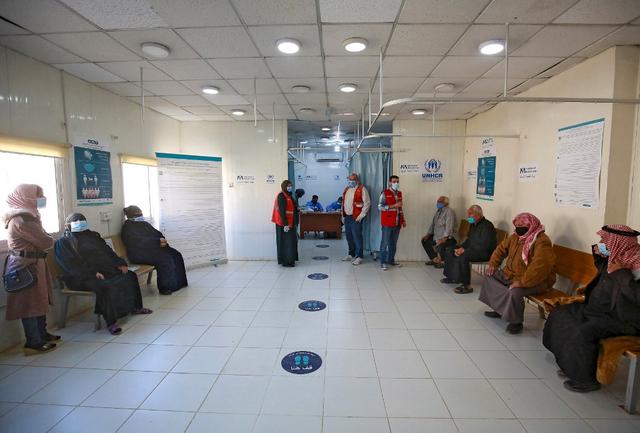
[390,183,399,191]
[133,216,146,222]
[70,220,88,232]
[36,197,47,209]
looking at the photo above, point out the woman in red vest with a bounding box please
[378,175,406,271]
[271,179,299,267]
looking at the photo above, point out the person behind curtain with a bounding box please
[543,225,640,393]
[341,173,371,266]
[54,213,152,335]
[4,184,59,354]
[441,205,497,294]
[121,205,188,295]
[421,196,457,268]
[272,180,299,267]
[378,175,406,271]
[326,196,342,212]
[479,212,555,334]
[305,195,324,212]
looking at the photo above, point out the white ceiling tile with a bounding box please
[176,27,259,58]
[400,0,492,23]
[248,93,288,105]
[151,59,220,80]
[204,94,251,106]
[324,56,379,77]
[207,58,272,79]
[554,0,640,24]
[198,114,233,121]
[0,0,97,33]
[387,24,468,55]
[511,25,618,57]
[449,24,542,55]
[277,78,326,93]
[266,56,324,78]
[322,24,393,56]
[573,25,640,58]
[109,29,199,60]
[457,77,525,95]
[285,93,327,105]
[95,81,152,96]
[227,78,281,94]
[430,56,500,78]
[476,0,578,24]
[0,35,84,63]
[373,77,423,93]
[0,19,29,35]
[258,104,295,119]
[97,60,171,81]
[142,80,193,95]
[150,105,191,116]
[59,0,167,29]
[54,62,125,82]
[482,56,563,78]
[327,92,368,105]
[146,0,239,27]
[509,77,548,94]
[249,25,321,57]
[415,78,474,94]
[180,79,238,95]
[185,105,224,115]
[232,0,317,25]
[44,32,139,62]
[326,77,371,93]
[536,57,585,78]
[163,94,211,106]
[382,56,441,77]
[319,0,403,23]
[172,114,203,121]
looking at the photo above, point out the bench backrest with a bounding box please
[105,235,127,258]
[552,244,597,286]
[458,219,508,246]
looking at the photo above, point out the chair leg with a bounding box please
[624,356,640,414]
[146,270,153,285]
[59,295,71,328]
[537,305,546,319]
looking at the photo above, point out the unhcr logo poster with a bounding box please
[422,158,444,182]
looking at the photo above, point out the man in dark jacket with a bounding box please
[441,205,497,294]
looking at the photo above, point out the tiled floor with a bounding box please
[1,239,639,433]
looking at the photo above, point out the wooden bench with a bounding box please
[456,219,508,274]
[106,235,155,286]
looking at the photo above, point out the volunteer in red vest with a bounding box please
[272,179,299,267]
[341,173,370,265]
[378,175,406,271]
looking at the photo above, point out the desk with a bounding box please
[299,212,342,239]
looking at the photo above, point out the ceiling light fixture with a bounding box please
[434,83,455,93]
[411,109,426,116]
[300,140,308,144]
[338,83,357,93]
[321,127,331,131]
[141,42,170,58]
[201,85,220,95]
[381,112,390,116]
[343,37,368,53]
[231,109,246,116]
[291,85,310,93]
[299,107,315,114]
[276,38,301,54]
[334,145,341,152]
[478,39,505,55]
[341,112,355,116]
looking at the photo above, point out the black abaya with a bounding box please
[275,191,299,266]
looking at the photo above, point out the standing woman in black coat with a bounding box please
[271,180,299,267]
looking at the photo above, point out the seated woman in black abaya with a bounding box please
[54,213,152,335]
[121,205,188,295]
[543,224,640,393]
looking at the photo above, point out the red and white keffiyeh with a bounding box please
[512,212,545,265]
[597,224,640,274]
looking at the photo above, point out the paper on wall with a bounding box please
[518,163,538,182]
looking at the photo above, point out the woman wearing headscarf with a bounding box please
[54,213,152,335]
[3,184,58,354]
[479,212,556,334]
[543,225,640,392]
[272,180,299,267]
[121,205,188,295]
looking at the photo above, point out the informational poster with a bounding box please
[73,135,113,206]
[476,138,496,200]
[399,163,420,174]
[555,118,604,208]
[236,175,255,184]
[466,169,477,180]
[266,174,276,184]
[519,163,539,182]
[421,158,444,182]
[156,152,227,268]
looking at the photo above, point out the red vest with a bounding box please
[342,185,365,219]
[380,189,405,228]
[271,192,294,227]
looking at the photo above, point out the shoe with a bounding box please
[454,285,473,294]
[352,257,362,265]
[557,369,567,378]
[484,311,501,318]
[440,278,456,284]
[563,379,601,393]
[24,342,57,355]
[381,264,388,271]
[108,324,123,335]
[133,308,153,315]
[44,333,61,342]
[159,290,173,295]
[425,260,437,266]
[342,255,354,261]
[434,262,444,269]
[506,323,523,334]
[389,262,403,268]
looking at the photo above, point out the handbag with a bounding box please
[2,254,38,293]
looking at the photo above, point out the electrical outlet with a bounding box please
[99,211,112,222]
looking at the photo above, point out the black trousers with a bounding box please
[421,237,456,260]
[443,247,490,284]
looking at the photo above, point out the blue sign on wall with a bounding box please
[477,156,496,201]
[299,300,327,311]
[281,351,322,374]
[307,273,329,280]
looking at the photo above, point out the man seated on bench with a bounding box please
[54,213,152,335]
[121,205,188,295]
[479,212,555,334]
[543,225,640,393]
[441,205,497,294]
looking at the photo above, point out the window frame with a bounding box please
[121,162,159,226]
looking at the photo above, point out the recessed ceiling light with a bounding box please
[291,85,310,93]
[334,145,341,152]
[231,109,246,116]
[411,109,426,116]
[479,40,505,55]
[277,38,301,54]
[343,37,368,53]
[338,83,357,93]
[321,136,330,141]
[201,85,220,95]
[341,112,355,116]
[321,127,331,131]
[300,140,308,144]
[434,83,455,93]
[299,107,315,114]
[380,112,390,116]
[141,42,170,58]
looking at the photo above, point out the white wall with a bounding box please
[293,151,348,208]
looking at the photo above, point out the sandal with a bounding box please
[133,307,153,315]
[108,324,122,335]
[454,285,473,294]
[24,342,57,355]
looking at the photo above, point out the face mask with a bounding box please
[467,216,476,224]
[36,197,47,209]
[286,186,292,192]
[347,180,357,188]
[597,242,611,257]
[515,226,529,236]
[436,202,445,210]
[70,220,88,232]
[391,183,399,191]
[134,216,146,222]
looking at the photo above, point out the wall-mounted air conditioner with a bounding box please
[316,152,343,162]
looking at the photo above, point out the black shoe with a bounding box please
[563,379,601,393]
[24,342,57,355]
[440,278,456,284]
[506,323,523,334]
[484,311,501,318]
[557,369,567,378]
[44,333,61,342]
[454,285,473,294]
[434,263,444,269]
[425,260,437,266]
[159,290,173,295]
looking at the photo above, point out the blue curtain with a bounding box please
[288,160,295,188]
[349,151,392,255]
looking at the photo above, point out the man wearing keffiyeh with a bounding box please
[543,224,640,393]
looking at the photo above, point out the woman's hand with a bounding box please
[96,272,105,280]
[118,265,128,274]
[160,238,168,247]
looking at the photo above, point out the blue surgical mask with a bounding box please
[286,186,292,193]
[134,216,146,222]
[391,183,399,191]
[436,202,445,210]
[70,220,88,232]
[597,242,610,257]
[347,180,357,188]
[36,197,47,209]
[467,216,476,224]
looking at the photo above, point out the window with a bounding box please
[122,163,159,225]
[0,152,64,241]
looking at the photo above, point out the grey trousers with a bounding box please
[478,276,546,324]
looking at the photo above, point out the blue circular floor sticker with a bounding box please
[312,256,329,260]
[281,351,322,374]
[315,244,330,248]
[299,300,327,311]
[307,273,328,280]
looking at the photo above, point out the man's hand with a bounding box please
[401,221,407,228]
[421,234,432,242]
[355,216,364,223]
[118,265,128,274]
[436,238,446,246]
[160,238,168,247]
[509,280,521,290]
[454,247,465,256]
[485,266,495,276]
[96,272,105,280]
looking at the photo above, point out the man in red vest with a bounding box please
[379,175,406,270]
[341,173,370,265]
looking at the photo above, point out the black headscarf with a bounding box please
[281,180,292,195]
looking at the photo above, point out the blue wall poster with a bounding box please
[476,137,496,201]
[73,136,113,206]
